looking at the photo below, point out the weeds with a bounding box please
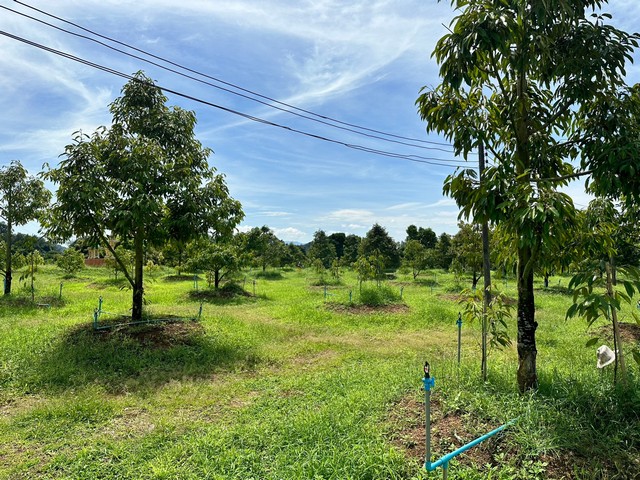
[0,265,638,478]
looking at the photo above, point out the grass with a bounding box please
[0,264,638,479]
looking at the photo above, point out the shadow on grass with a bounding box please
[414,278,439,287]
[253,270,284,280]
[536,372,640,478]
[538,284,572,295]
[0,294,67,309]
[86,277,131,290]
[30,321,262,394]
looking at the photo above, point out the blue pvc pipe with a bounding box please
[425,418,517,471]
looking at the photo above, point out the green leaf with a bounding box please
[633,349,640,366]
[585,337,600,347]
[623,281,635,297]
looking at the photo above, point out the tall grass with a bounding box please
[0,264,638,478]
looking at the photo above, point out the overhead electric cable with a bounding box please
[12,0,468,154]
[3,5,465,159]
[0,30,475,170]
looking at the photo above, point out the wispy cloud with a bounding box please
[385,202,424,211]
[262,211,291,217]
[273,227,308,242]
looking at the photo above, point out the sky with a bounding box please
[1,1,640,244]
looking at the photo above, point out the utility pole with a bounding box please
[479,142,491,381]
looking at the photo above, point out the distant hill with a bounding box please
[0,223,64,260]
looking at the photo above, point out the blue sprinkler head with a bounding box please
[423,361,435,391]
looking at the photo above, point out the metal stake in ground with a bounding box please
[457,312,462,366]
[423,361,435,468]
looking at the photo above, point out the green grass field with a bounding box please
[1,265,638,479]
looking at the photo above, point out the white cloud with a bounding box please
[321,204,460,241]
[325,209,376,224]
[385,202,423,211]
[262,211,291,217]
[427,198,458,208]
[272,227,308,242]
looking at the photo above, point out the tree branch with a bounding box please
[489,51,511,106]
[91,218,136,289]
[535,170,593,183]
[531,96,575,136]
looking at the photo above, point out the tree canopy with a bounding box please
[359,224,400,269]
[240,226,285,271]
[308,230,337,269]
[406,225,437,249]
[43,72,243,320]
[0,161,51,295]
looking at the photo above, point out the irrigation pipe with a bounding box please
[422,361,518,478]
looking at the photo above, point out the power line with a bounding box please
[1,5,456,157]
[0,29,476,170]
[11,0,469,156]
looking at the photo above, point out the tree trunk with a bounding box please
[30,253,35,303]
[516,245,538,392]
[214,269,220,290]
[513,38,538,392]
[606,260,626,384]
[132,231,144,321]
[544,273,549,289]
[479,141,491,382]
[4,214,11,295]
[177,244,184,276]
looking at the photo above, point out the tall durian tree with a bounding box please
[417,0,640,391]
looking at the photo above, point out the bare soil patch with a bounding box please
[387,393,496,469]
[324,303,409,314]
[386,392,584,478]
[597,322,640,343]
[438,293,464,303]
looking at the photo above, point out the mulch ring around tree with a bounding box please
[93,320,205,349]
[163,274,202,282]
[189,288,253,300]
[323,303,409,314]
[598,322,640,343]
[385,392,580,478]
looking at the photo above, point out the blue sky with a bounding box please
[2,1,639,243]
